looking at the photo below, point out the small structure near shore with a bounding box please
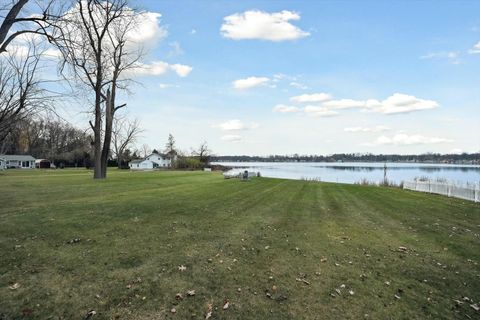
[223,170,260,180]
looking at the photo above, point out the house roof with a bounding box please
[129,159,145,164]
[0,154,36,161]
[146,152,170,159]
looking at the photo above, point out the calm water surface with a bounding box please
[212,162,480,185]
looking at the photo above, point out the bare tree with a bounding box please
[194,141,211,164]
[164,133,176,157]
[112,116,142,168]
[0,0,61,54]
[53,0,143,179]
[140,143,151,158]
[0,41,54,144]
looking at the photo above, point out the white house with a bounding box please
[128,152,174,170]
[0,155,36,169]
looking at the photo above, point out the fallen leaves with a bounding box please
[67,238,81,244]
[178,265,187,272]
[295,277,310,285]
[223,300,229,310]
[205,303,213,319]
[8,283,20,290]
[84,310,96,319]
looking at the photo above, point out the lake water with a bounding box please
[212,162,480,185]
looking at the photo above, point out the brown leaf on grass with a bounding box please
[170,308,177,314]
[295,278,310,285]
[398,246,408,252]
[8,283,20,290]
[84,310,96,319]
[178,265,187,272]
[67,238,81,244]
[187,290,195,296]
[223,300,230,310]
[22,308,34,316]
[175,293,184,300]
[205,303,213,319]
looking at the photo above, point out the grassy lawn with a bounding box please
[0,169,479,319]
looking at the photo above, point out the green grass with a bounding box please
[0,169,479,319]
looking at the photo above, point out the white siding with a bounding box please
[129,160,154,170]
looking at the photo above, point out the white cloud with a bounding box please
[213,119,259,131]
[158,83,178,89]
[369,134,452,146]
[290,93,332,103]
[468,41,480,54]
[323,99,366,109]
[124,11,168,49]
[273,104,301,113]
[420,51,460,64]
[170,64,193,77]
[63,4,167,51]
[233,76,270,90]
[168,41,184,57]
[344,126,389,133]
[221,134,243,142]
[364,93,439,114]
[289,81,308,89]
[191,29,197,35]
[279,93,439,117]
[304,106,338,117]
[220,10,310,41]
[128,61,192,77]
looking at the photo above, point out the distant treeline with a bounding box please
[211,153,480,164]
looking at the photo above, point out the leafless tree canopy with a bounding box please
[0,42,54,142]
[52,0,144,179]
[0,0,61,54]
[194,141,211,164]
[112,116,142,168]
[164,133,177,157]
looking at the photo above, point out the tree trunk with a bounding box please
[101,87,115,178]
[93,83,103,179]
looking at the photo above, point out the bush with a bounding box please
[173,156,203,170]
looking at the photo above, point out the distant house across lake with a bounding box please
[0,155,36,169]
[129,152,174,170]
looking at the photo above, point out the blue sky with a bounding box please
[64,0,480,155]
